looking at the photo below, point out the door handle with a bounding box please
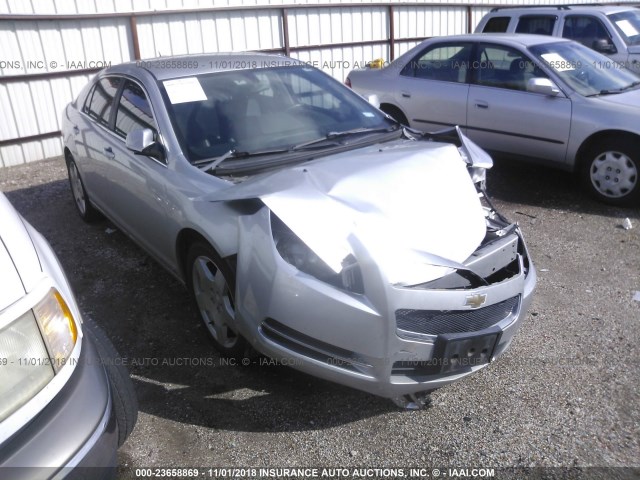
[401,91,411,98]
[475,100,489,109]
[73,125,80,135]
[103,146,115,159]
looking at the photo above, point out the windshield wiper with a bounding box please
[195,125,400,173]
[196,150,236,172]
[620,80,640,91]
[291,125,399,151]
[197,147,302,173]
[588,80,640,96]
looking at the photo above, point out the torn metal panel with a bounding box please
[204,139,486,285]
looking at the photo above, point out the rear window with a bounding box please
[515,15,557,36]
[482,17,510,33]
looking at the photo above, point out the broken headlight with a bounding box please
[271,213,364,294]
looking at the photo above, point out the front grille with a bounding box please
[396,295,519,337]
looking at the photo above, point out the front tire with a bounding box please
[83,318,138,447]
[581,138,640,206]
[186,242,247,358]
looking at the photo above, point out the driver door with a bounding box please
[100,79,175,266]
[466,43,571,164]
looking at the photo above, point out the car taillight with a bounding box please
[345,77,352,88]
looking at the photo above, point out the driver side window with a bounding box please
[475,44,548,92]
[114,80,157,140]
[562,16,614,50]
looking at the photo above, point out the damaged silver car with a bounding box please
[61,54,536,407]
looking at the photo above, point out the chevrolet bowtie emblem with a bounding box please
[464,294,487,309]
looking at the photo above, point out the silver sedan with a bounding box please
[347,33,640,206]
[61,53,536,407]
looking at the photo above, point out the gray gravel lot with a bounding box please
[1,157,639,478]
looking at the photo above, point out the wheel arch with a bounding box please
[175,228,237,285]
[575,130,640,172]
[379,103,409,126]
[63,147,73,164]
[175,228,211,283]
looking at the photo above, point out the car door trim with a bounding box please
[466,125,566,145]
[413,118,565,145]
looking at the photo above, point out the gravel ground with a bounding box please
[1,157,638,479]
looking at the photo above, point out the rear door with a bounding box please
[466,43,572,164]
[515,15,558,36]
[392,42,473,132]
[77,76,123,214]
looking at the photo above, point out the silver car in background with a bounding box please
[475,5,640,71]
[0,192,137,479]
[61,54,536,407]
[347,34,640,206]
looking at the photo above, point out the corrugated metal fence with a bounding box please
[0,0,634,166]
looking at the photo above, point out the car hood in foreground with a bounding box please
[0,194,42,311]
[204,140,487,286]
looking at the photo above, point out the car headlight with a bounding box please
[0,288,79,422]
[33,289,78,371]
[271,213,364,294]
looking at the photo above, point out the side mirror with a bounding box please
[593,38,616,54]
[527,77,561,96]
[126,128,165,162]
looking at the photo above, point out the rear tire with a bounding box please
[186,242,247,358]
[581,137,640,206]
[66,154,101,222]
[83,318,138,447]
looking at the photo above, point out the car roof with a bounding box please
[486,5,636,15]
[101,52,305,81]
[427,33,574,48]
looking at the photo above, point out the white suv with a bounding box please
[475,6,640,72]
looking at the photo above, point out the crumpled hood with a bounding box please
[205,140,487,285]
[0,193,42,311]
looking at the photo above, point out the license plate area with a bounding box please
[433,328,501,375]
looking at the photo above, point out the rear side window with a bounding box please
[83,77,122,128]
[483,17,510,33]
[400,43,473,83]
[114,80,157,139]
[515,15,557,35]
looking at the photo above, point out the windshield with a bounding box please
[609,10,640,46]
[530,41,640,96]
[161,65,394,163]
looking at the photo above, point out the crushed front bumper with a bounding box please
[234,207,536,398]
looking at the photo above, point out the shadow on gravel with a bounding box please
[5,160,635,435]
[5,179,397,433]
[486,159,639,216]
